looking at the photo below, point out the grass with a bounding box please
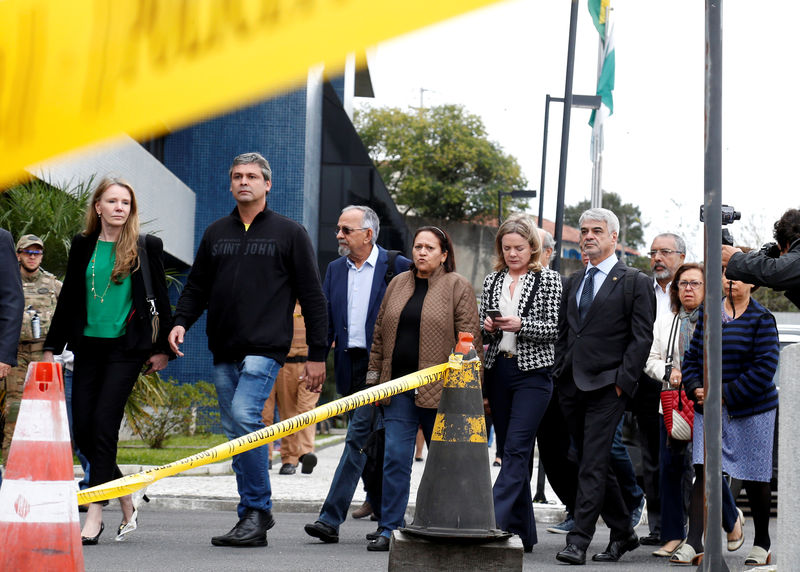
[108,432,345,467]
[115,434,228,466]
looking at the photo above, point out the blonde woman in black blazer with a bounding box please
[44,177,172,545]
[480,214,561,552]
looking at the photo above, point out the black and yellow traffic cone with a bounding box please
[402,333,509,542]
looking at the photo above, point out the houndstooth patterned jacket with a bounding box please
[480,267,562,371]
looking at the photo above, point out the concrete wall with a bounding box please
[406,216,497,295]
[404,216,583,294]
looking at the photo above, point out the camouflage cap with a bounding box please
[16,234,44,251]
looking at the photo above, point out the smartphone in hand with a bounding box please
[486,308,503,320]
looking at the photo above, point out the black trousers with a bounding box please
[558,376,633,550]
[629,375,662,534]
[533,390,578,514]
[72,337,147,489]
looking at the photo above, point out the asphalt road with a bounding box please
[80,509,774,571]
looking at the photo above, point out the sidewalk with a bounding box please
[86,438,569,524]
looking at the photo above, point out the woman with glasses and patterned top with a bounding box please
[480,213,562,553]
[644,263,704,559]
[43,177,173,545]
[364,226,482,552]
[671,254,779,566]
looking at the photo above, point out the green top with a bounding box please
[84,240,133,338]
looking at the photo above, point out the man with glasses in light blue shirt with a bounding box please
[305,205,410,545]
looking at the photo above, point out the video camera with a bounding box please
[699,204,740,246]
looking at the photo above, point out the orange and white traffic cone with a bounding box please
[0,361,83,571]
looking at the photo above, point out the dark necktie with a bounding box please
[579,267,599,320]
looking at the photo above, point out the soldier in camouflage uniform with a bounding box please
[1,234,62,459]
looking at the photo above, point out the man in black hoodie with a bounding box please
[169,152,328,548]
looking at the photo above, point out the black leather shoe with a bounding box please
[81,522,104,546]
[639,532,661,546]
[592,533,640,562]
[279,463,296,475]
[304,520,339,543]
[556,543,586,565]
[299,453,317,474]
[367,535,391,552]
[211,509,274,547]
[366,527,387,541]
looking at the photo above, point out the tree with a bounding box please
[563,191,648,251]
[355,104,528,221]
[0,177,94,278]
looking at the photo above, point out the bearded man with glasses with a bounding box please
[625,233,688,547]
[305,205,410,545]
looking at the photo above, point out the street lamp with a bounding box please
[498,190,537,226]
[537,93,601,229]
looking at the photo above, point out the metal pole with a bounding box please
[538,95,552,228]
[498,191,503,227]
[552,0,580,272]
[702,1,727,570]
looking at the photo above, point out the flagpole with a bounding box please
[590,4,611,209]
[551,0,580,273]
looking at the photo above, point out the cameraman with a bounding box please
[721,208,800,309]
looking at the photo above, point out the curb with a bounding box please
[136,494,568,523]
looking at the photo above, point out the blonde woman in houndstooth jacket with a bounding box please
[480,214,562,552]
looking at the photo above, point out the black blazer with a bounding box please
[0,229,24,366]
[44,232,173,356]
[554,259,655,397]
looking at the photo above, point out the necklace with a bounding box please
[90,241,113,303]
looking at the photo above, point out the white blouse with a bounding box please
[497,273,525,354]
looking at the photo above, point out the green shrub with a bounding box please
[130,377,219,449]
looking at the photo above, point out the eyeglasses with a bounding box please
[648,248,683,258]
[335,226,368,236]
[678,280,704,290]
[18,249,43,256]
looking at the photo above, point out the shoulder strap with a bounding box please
[622,267,639,318]
[665,314,681,369]
[384,250,401,285]
[137,235,157,316]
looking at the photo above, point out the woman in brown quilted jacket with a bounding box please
[364,226,482,551]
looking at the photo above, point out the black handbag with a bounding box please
[137,235,160,345]
[360,407,385,510]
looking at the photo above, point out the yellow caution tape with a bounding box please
[0,0,502,186]
[77,358,459,504]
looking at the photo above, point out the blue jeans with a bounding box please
[659,418,691,540]
[213,356,281,517]
[610,418,644,513]
[379,391,437,537]
[64,368,90,489]
[318,403,376,530]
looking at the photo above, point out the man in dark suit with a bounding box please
[305,205,410,545]
[0,228,24,486]
[554,208,655,565]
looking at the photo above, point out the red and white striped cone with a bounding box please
[0,361,83,571]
